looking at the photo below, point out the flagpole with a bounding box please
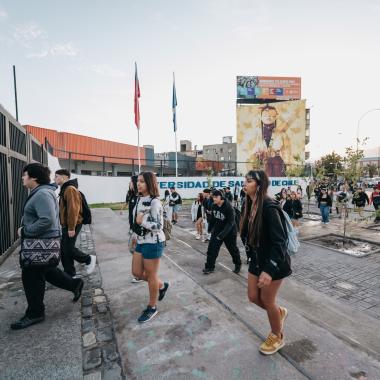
[137,127,141,173]
[173,72,178,178]
[175,128,178,177]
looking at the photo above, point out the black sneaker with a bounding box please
[72,278,84,303]
[202,268,214,275]
[233,264,241,274]
[11,315,45,330]
[138,306,158,323]
[158,282,170,301]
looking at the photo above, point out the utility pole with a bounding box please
[13,65,19,121]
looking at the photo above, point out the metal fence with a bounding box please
[45,142,310,178]
[0,105,47,257]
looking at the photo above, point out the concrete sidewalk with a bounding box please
[93,209,380,380]
[0,246,83,380]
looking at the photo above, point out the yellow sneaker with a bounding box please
[279,306,288,331]
[259,333,285,355]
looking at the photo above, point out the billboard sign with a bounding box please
[237,76,301,100]
[236,100,306,176]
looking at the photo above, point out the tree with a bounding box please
[363,163,378,178]
[314,151,344,179]
[342,144,365,183]
[285,154,306,177]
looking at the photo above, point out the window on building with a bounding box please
[81,170,92,175]
[220,156,225,161]
[220,148,224,153]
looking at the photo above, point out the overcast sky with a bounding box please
[0,0,379,160]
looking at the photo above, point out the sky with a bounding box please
[0,0,380,160]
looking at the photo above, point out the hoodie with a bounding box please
[59,178,83,230]
[21,184,61,239]
[207,199,236,240]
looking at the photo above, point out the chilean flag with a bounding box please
[134,62,140,129]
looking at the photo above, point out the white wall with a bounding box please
[48,154,308,204]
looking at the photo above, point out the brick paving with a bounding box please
[177,204,380,321]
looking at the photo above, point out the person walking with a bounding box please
[125,175,139,230]
[240,170,291,355]
[11,164,83,330]
[352,187,370,217]
[283,191,303,228]
[224,187,233,203]
[203,190,242,274]
[318,188,332,224]
[55,169,96,278]
[162,189,172,223]
[202,189,213,242]
[169,186,181,224]
[131,172,169,323]
[191,193,205,240]
[371,184,380,222]
[233,182,240,207]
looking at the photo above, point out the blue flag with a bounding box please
[172,74,177,132]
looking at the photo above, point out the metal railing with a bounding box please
[0,105,47,257]
[45,142,310,178]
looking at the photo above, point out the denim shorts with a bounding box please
[135,242,164,259]
[173,204,181,213]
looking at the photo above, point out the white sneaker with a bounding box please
[195,234,200,240]
[131,277,143,283]
[85,255,96,275]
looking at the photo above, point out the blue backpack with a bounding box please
[279,209,300,256]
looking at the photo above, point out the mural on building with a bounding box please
[237,100,306,176]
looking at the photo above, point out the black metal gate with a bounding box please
[0,105,47,257]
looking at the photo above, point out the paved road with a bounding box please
[98,209,380,379]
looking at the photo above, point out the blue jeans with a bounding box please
[320,204,330,223]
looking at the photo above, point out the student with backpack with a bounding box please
[240,170,292,355]
[169,186,181,224]
[131,172,169,323]
[55,169,96,278]
[203,190,242,275]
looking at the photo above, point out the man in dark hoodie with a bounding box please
[203,190,242,274]
[55,169,96,277]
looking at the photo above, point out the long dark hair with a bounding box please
[240,170,269,247]
[139,171,160,198]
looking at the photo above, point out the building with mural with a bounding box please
[236,76,310,176]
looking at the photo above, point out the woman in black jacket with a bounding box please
[240,170,291,355]
[283,191,303,228]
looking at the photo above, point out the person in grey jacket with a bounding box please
[11,163,84,330]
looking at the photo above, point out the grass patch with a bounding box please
[90,198,194,210]
[90,202,125,210]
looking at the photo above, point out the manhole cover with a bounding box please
[335,282,356,291]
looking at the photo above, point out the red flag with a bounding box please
[134,62,140,129]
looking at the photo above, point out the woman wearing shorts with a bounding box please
[240,170,292,355]
[131,172,169,323]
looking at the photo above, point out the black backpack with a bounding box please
[79,191,92,225]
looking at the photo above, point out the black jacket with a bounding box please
[352,191,369,207]
[283,199,303,219]
[241,198,291,279]
[225,192,233,203]
[208,199,236,240]
[317,194,332,208]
